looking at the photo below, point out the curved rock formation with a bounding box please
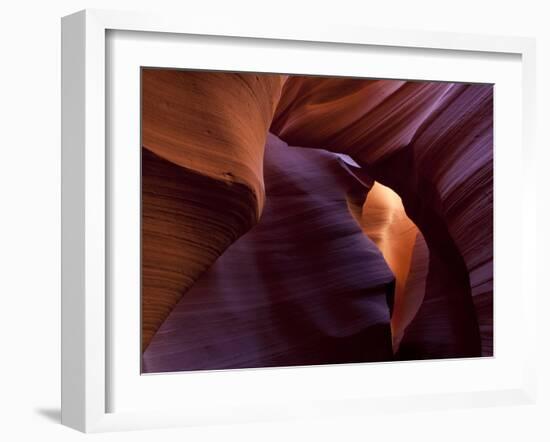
[272,78,493,358]
[141,71,493,366]
[141,69,285,350]
[358,182,423,352]
[143,134,395,372]
[395,84,494,358]
[142,148,258,351]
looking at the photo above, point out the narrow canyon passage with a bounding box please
[141,70,493,371]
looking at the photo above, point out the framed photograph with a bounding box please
[61,9,537,432]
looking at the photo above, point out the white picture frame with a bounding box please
[61,9,537,433]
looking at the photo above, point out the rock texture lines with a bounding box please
[141,70,493,371]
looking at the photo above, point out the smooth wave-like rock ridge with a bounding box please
[142,134,395,372]
[272,77,493,358]
[141,71,493,368]
[141,70,284,350]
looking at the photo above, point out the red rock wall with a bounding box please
[141,70,285,350]
[141,71,493,364]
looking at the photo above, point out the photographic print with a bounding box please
[140,70,493,374]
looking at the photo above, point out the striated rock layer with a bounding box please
[141,70,285,350]
[143,134,395,372]
[142,148,258,351]
[272,77,493,358]
[141,71,494,366]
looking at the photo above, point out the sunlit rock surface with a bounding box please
[272,78,492,358]
[141,72,493,369]
[358,182,424,353]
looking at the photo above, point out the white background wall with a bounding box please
[0,0,548,440]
